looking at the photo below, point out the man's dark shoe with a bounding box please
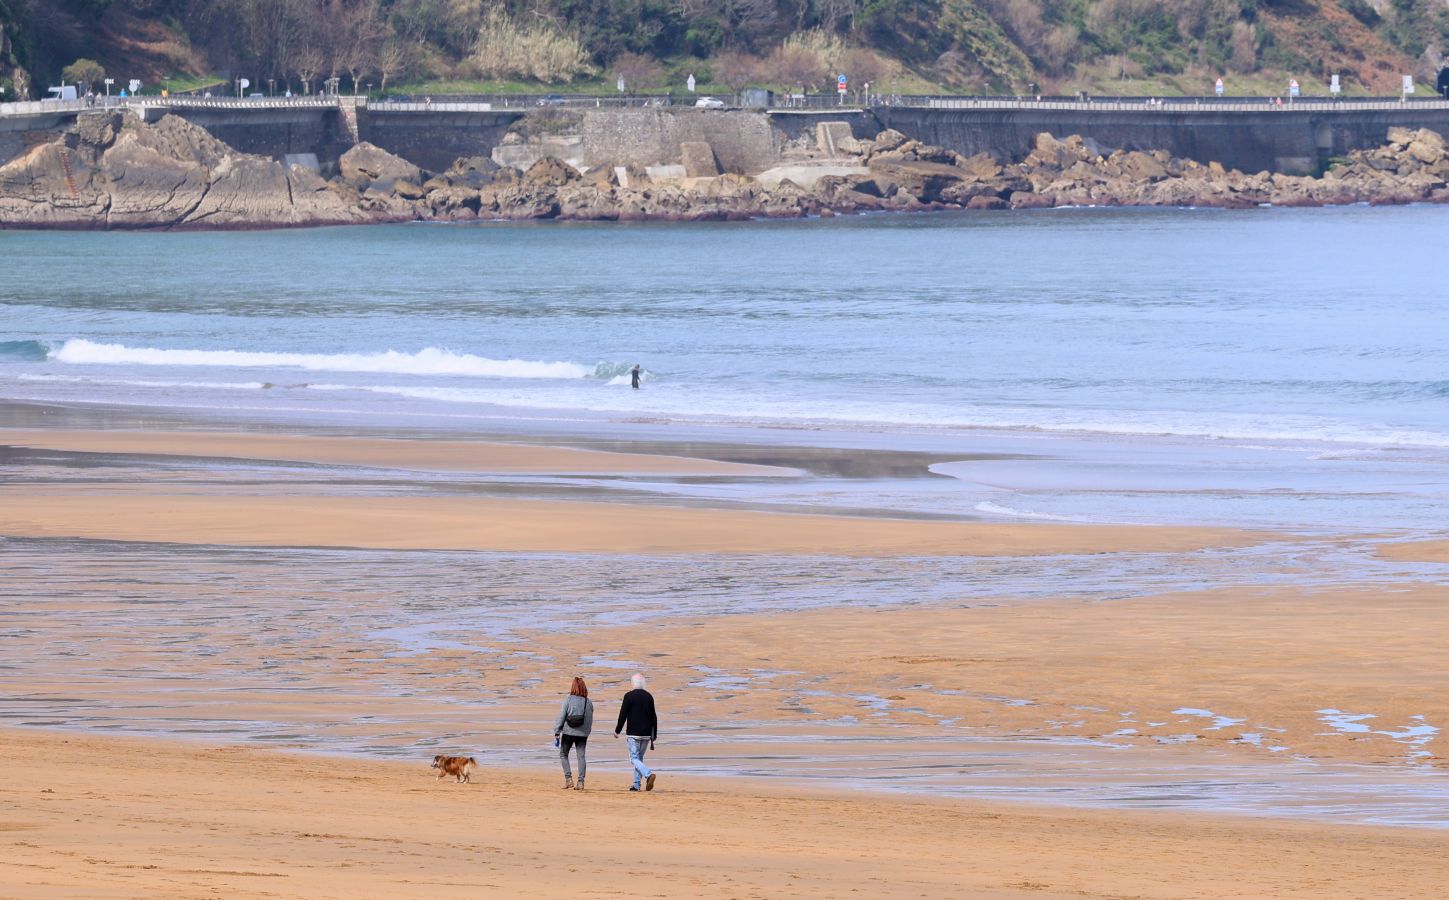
[629,786,640,792]
[645,773,656,791]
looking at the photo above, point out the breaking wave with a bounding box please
[41,339,604,380]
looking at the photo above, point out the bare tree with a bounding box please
[762,42,828,92]
[377,40,413,95]
[712,50,763,90]
[292,44,325,94]
[612,51,665,92]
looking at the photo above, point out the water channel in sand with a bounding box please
[4,535,1448,828]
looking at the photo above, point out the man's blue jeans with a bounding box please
[626,736,652,788]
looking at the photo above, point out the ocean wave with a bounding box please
[0,339,50,361]
[43,339,601,380]
[973,501,1087,522]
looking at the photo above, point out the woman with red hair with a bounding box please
[553,676,594,790]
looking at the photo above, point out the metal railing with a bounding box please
[908,95,1449,112]
[6,91,1449,118]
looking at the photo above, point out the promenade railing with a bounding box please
[7,92,1449,118]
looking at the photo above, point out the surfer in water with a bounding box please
[630,364,642,389]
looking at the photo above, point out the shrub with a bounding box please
[60,56,103,89]
[469,7,592,84]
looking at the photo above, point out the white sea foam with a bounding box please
[17,373,269,390]
[48,339,593,380]
[972,501,1085,522]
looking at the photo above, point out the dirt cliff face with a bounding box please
[0,112,402,230]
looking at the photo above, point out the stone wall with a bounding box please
[137,106,352,171]
[358,109,524,171]
[0,113,72,167]
[577,109,781,174]
[877,106,1449,174]
[9,101,1449,179]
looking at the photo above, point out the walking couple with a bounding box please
[553,672,659,792]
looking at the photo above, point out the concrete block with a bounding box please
[284,153,321,173]
[679,141,720,177]
[645,164,688,182]
[613,165,631,188]
[816,121,854,156]
[756,162,870,189]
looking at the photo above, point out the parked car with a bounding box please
[536,93,566,107]
[694,96,726,108]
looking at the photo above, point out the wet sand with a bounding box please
[4,729,1446,900]
[530,584,1449,769]
[0,491,1264,555]
[0,428,794,476]
[4,418,1449,895]
[1379,539,1449,564]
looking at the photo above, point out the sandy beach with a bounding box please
[0,428,795,476]
[0,491,1265,555]
[3,418,1448,897]
[4,729,1447,899]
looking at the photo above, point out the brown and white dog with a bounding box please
[431,755,477,783]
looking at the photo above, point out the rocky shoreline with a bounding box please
[1,111,1447,230]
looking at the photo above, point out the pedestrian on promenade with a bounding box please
[554,676,593,790]
[615,672,658,791]
[630,364,642,389]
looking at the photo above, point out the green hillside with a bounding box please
[1,0,1445,100]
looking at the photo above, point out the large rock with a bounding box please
[522,156,580,187]
[867,159,966,203]
[339,142,422,191]
[0,113,390,230]
[679,141,720,177]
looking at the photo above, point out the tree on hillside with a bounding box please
[291,43,324,94]
[60,56,104,89]
[376,39,413,94]
[712,49,763,89]
[611,50,664,91]
[760,41,828,91]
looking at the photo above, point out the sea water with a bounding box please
[3,205,1448,531]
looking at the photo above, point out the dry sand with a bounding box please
[0,428,791,476]
[3,728,1446,900]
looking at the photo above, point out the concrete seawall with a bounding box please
[6,98,1449,176]
[877,105,1449,174]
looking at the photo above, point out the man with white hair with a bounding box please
[614,672,659,791]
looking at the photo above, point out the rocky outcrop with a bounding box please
[2,113,1446,230]
[0,113,403,230]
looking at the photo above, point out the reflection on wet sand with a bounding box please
[4,537,1447,828]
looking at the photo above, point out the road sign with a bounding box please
[837,74,847,94]
[686,73,695,93]
[1214,77,1224,96]
[1288,79,1300,97]
[1330,74,1340,94]
[1403,75,1415,94]
[128,79,141,93]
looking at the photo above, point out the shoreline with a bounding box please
[4,113,1448,231]
[3,727,1445,899]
